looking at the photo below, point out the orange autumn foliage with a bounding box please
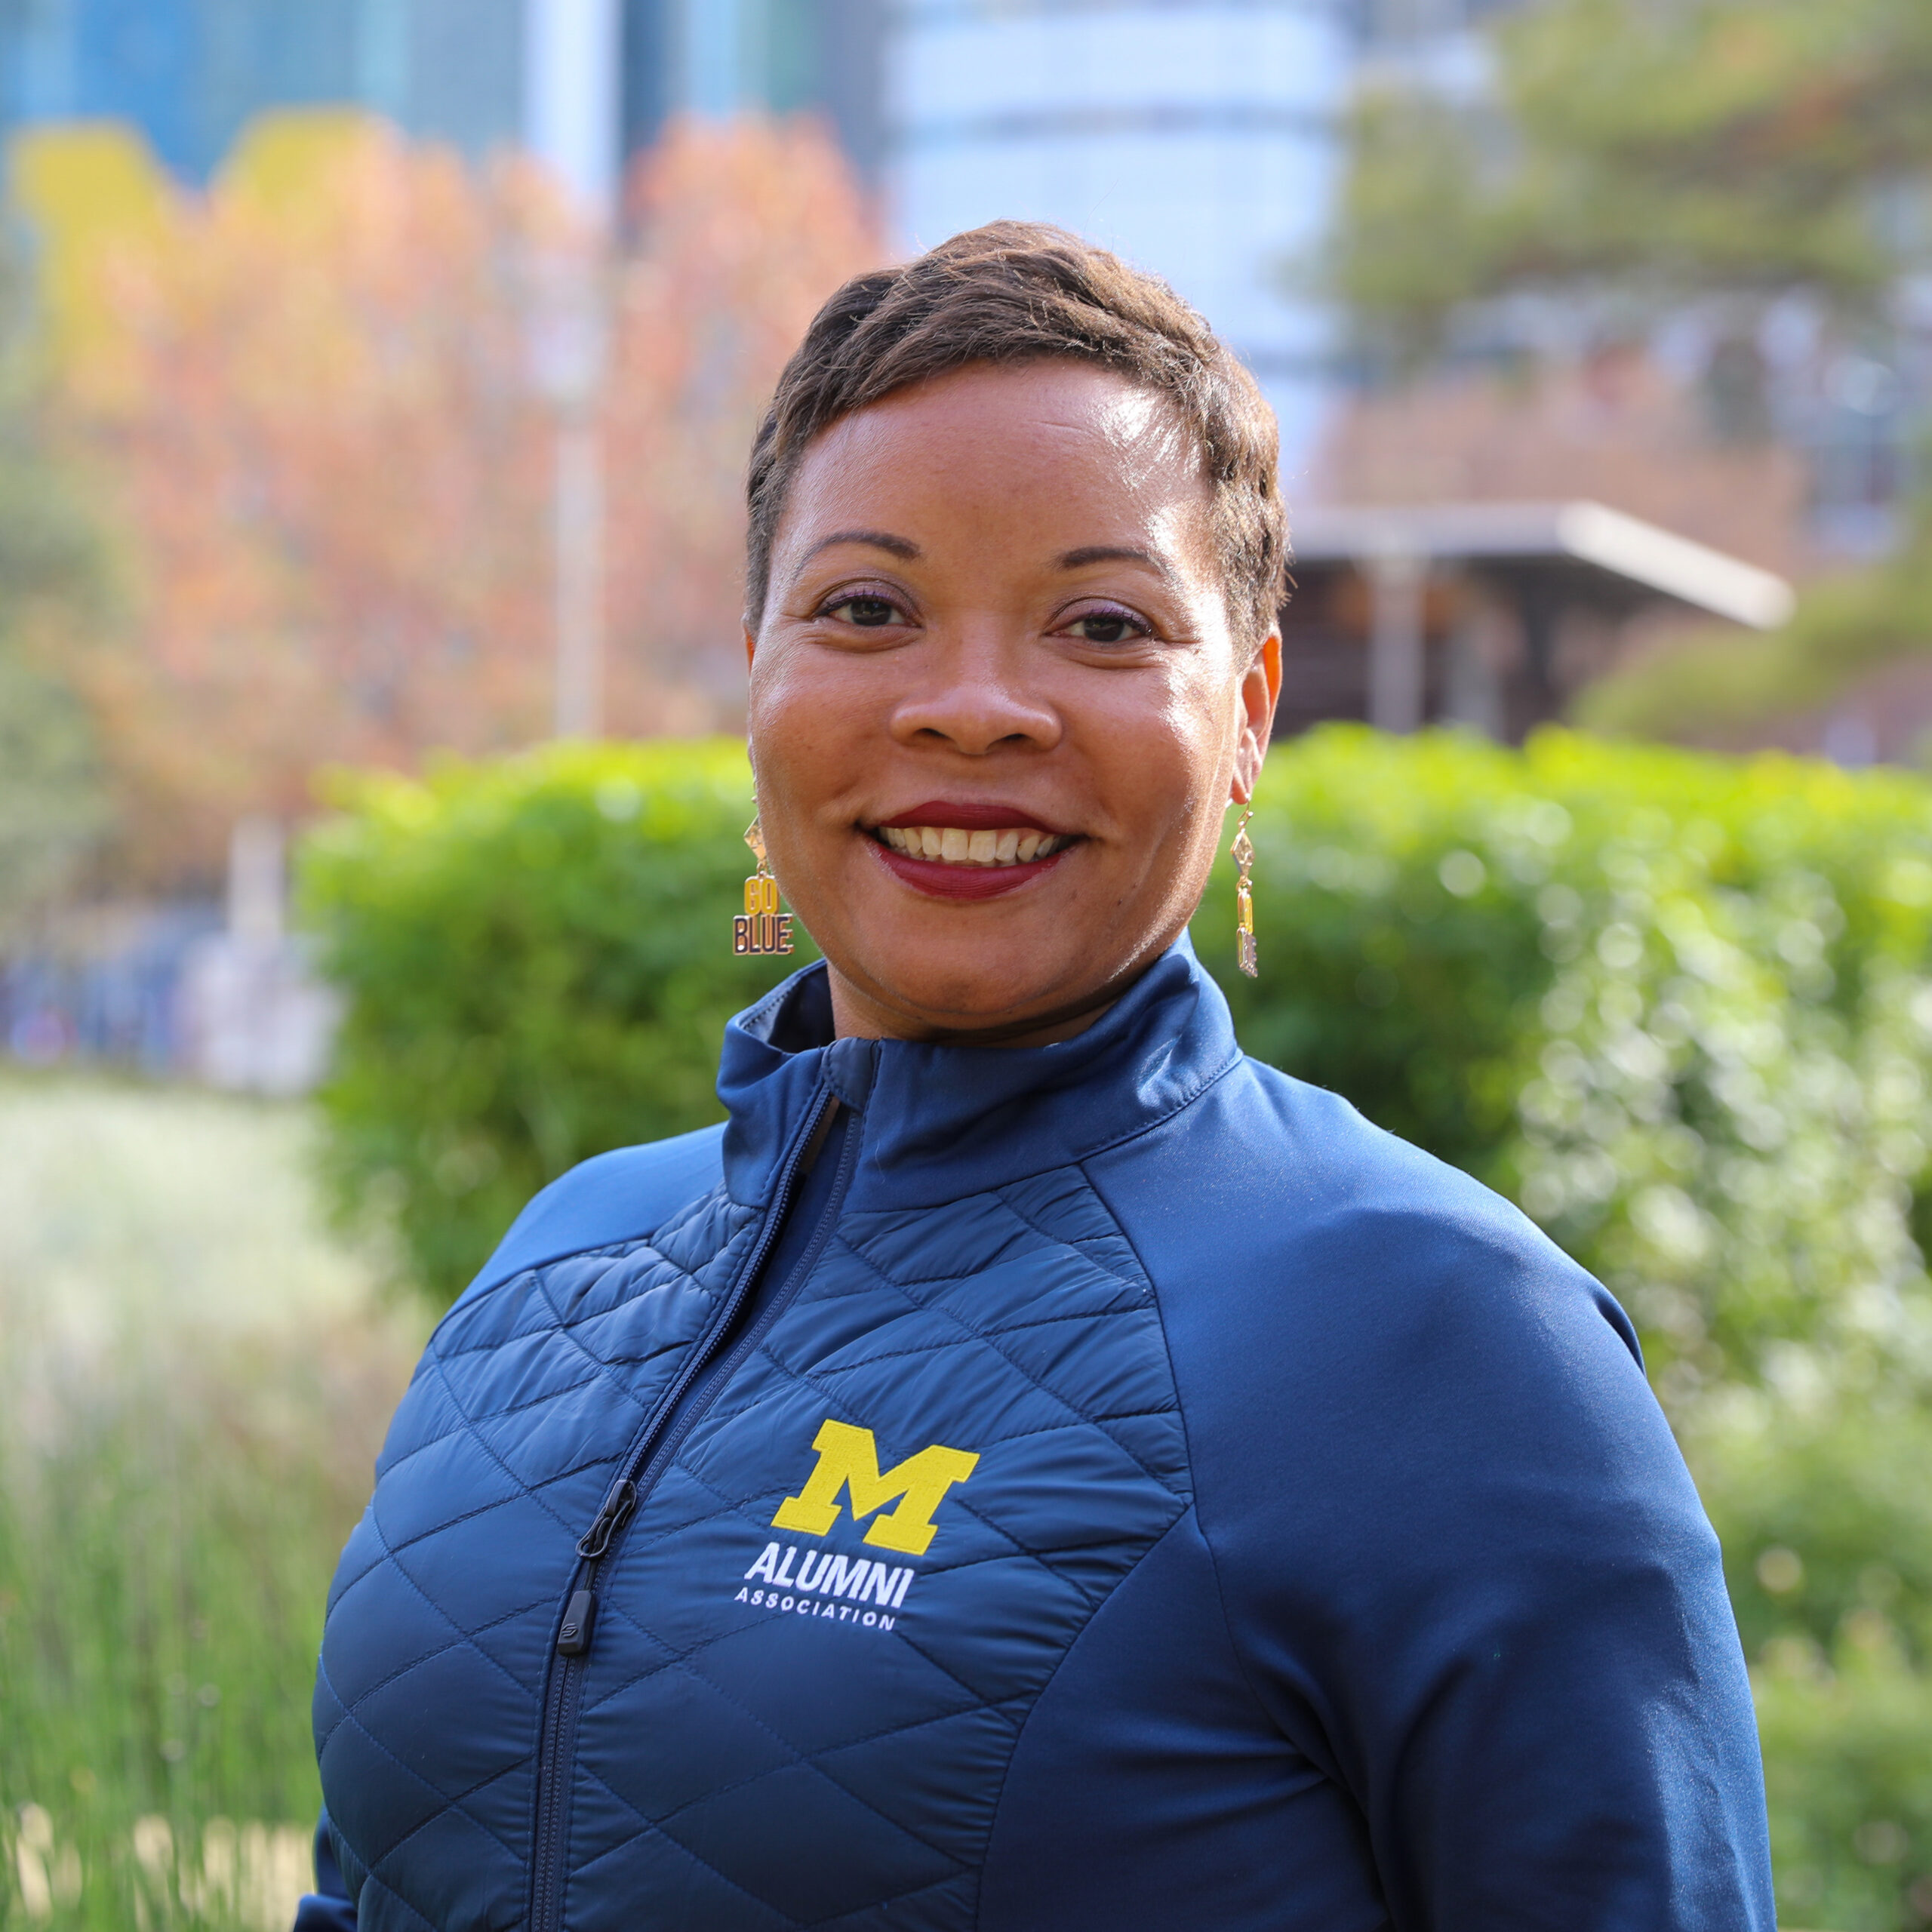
[604,118,882,724]
[55,115,881,882]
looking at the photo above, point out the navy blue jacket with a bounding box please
[299,940,1773,1930]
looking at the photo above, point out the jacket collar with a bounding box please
[716,934,1241,1214]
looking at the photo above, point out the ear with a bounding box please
[743,622,758,672]
[1231,631,1281,804]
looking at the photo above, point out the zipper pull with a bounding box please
[558,1478,636,1657]
[555,1588,597,1657]
[576,1478,637,1561]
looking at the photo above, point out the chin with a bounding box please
[852,938,1081,1031]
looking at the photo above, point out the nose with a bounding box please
[888,627,1063,757]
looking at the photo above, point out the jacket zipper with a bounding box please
[525,1088,849,1932]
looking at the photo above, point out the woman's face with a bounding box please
[746,359,1279,1044]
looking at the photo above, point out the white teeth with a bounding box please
[876,826,1069,867]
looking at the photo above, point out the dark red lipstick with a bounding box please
[866,801,1080,900]
[873,801,1068,835]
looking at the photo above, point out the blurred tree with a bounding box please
[8,122,173,392]
[0,248,109,932]
[603,118,883,721]
[1577,497,1932,743]
[0,638,102,932]
[1329,0,1932,367]
[42,116,568,882]
[30,111,878,886]
[1327,0,1932,764]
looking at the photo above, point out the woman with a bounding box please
[299,226,1773,1931]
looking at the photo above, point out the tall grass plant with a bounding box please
[0,1076,422,1929]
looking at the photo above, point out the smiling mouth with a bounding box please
[866,805,1079,900]
[873,824,1075,868]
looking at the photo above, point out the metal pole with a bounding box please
[552,402,605,739]
[1367,550,1426,734]
[526,223,609,742]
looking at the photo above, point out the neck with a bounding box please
[826,964,1127,1049]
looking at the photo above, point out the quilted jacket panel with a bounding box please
[559,1176,1188,1928]
[315,1020,1193,1930]
[316,1198,762,1929]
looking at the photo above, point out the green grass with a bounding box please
[0,1075,424,1930]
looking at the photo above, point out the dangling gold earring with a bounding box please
[1231,804,1257,978]
[734,817,795,957]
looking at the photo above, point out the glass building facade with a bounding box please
[888,0,1352,471]
[0,0,1358,460]
[0,0,525,181]
[0,0,885,192]
[622,0,885,180]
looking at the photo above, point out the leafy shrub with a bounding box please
[1682,1398,1932,1928]
[310,727,1932,1374]
[301,740,814,1300]
[1193,726,1932,1404]
[1751,1629,1932,1932]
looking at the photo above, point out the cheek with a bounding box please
[1084,668,1235,829]
[750,650,866,786]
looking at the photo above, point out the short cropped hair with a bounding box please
[745,221,1287,647]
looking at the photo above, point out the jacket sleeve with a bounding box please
[291,1810,356,1932]
[1204,1203,1774,1928]
[1096,1078,1776,1931]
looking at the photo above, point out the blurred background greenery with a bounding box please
[1324,0,1932,754]
[0,1077,424,1929]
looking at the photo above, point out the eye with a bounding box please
[1062,608,1152,645]
[825,595,902,627]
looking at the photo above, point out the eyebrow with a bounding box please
[1056,543,1174,579]
[795,531,1177,583]
[801,528,922,565]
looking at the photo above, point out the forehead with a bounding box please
[777,361,1214,561]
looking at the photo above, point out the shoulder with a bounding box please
[1088,1050,1723,1635]
[1225,1052,1587,1266]
[367,1122,739,1491]
[1087,1054,1660,1472]
[1098,1051,1626,1315]
[1249,1054,1641,1352]
[466,1121,728,1298]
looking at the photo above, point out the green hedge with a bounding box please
[302,740,815,1300]
[304,724,1932,1926]
[1194,727,1932,1401]
[307,726,1932,1370]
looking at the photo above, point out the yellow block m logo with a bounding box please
[771,1419,980,1556]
